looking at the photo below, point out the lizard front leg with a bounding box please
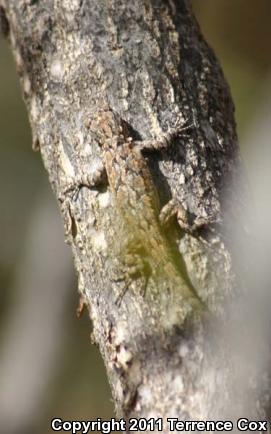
[159,198,211,234]
[63,162,107,197]
[134,133,211,234]
[58,161,107,243]
[133,120,193,152]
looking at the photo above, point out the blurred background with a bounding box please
[0,1,271,432]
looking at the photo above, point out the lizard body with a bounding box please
[82,110,203,309]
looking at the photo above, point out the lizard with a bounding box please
[66,108,203,311]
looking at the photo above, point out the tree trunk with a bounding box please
[1,0,268,429]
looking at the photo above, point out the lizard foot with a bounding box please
[113,253,151,305]
[159,198,211,234]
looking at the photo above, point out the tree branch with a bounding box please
[1,0,266,427]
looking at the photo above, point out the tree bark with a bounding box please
[1,0,268,429]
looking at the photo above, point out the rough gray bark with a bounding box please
[1,0,268,429]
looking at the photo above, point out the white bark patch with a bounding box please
[14,50,23,73]
[82,143,93,156]
[30,96,39,122]
[62,0,81,11]
[172,375,184,393]
[179,173,185,184]
[59,141,75,178]
[90,230,107,252]
[179,341,189,358]
[23,75,31,95]
[138,384,153,406]
[50,59,65,81]
[98,192,111,208]
[116,346,133,371]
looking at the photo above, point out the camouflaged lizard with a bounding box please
[69,109,203,310]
